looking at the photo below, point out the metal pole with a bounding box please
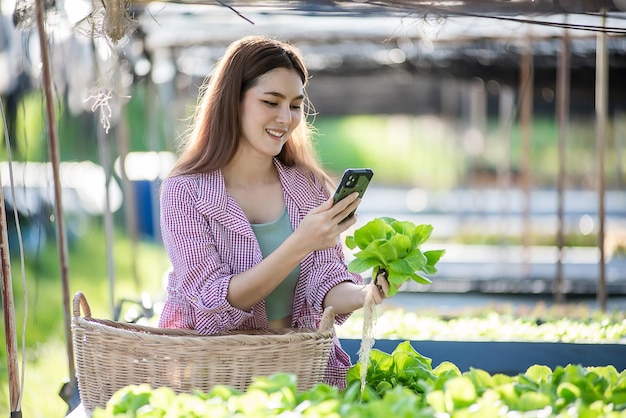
[616,110,625,190]
[595,11,608,311]
[555,29,570,304]
[91,38,118,318]
[116,111,141,290]
[497,85,514,272]
[519,36,533,278]
[35,0,75,381]
[96,122,117,317]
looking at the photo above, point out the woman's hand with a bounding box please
[369,270,390,305]
[323,270,390,314]
[291,193,361,253]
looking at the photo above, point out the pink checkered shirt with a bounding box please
[158,158,363,388]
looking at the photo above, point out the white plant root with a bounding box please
[357,283,378,393]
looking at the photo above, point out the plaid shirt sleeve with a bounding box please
[158,174,259,333]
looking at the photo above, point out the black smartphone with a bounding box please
[332,168,374,222]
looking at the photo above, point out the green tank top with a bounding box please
[251,207,300,321]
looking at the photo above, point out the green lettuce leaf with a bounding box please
[345,217,444,293]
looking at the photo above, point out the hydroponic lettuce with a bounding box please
[345,217,445,296]
[94,343,626,417]
[337,309,626,343]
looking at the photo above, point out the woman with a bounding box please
[158,35,389,388]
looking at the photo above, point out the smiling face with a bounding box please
[238,67,304,159]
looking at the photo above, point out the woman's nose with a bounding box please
[276,104,292,124]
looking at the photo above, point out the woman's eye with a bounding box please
[263,100,278,107]
[291,104,302,110]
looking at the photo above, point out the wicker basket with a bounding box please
[71,291,335,411]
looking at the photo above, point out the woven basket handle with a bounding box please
[318,306,335,333]
[73,291,92,318]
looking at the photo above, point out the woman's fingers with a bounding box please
[377,272,390,295]
[294,198,349,251]
[311,196,334,214]
[330,193,361,224]
[295,193,361,252]
[371,271,390,304]
[308,194,359,225]
[369,282,384,304]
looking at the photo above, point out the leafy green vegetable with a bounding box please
[346,340,437,399]
[345,217,445,296]
[94,350,626,418]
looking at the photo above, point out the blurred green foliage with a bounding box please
[2,88,625,189]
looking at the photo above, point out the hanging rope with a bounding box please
[1,97,29,418]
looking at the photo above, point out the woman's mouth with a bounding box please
[266,129,286,139]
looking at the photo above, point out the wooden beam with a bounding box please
[35,0,75,384]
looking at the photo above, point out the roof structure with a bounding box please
[123,1,626,115]
[138,0,626,16]
[2,0,626,113]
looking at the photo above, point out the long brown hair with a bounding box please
[169,35,330,186]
